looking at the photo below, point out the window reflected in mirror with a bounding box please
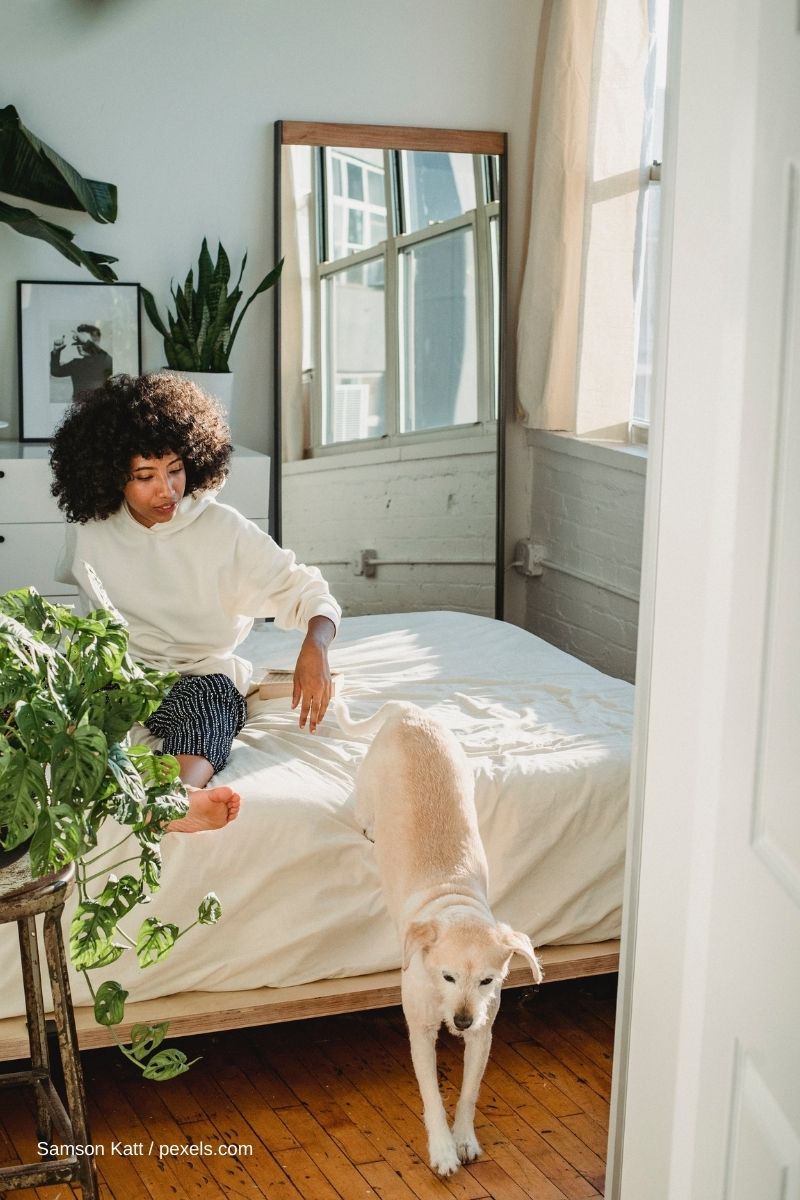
[288,142,500,449]
[323,261,386,442]
[399,226,477,432]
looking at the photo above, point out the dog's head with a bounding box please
[403,917,544,1036]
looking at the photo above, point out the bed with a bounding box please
[0,610,630,1059]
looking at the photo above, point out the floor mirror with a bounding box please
[273,120,506,619]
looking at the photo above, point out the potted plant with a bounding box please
[0,103,118,281]
[141,238,283,417]
[0,585,222,1080]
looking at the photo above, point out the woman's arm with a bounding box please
[292,614,336,733]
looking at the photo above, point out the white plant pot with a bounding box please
[163,370,235,420]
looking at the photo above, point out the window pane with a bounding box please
[400,227,477,431]
[323,261,386,443]
[347,208,364,248]
[401,151,477,233]
[346,160,364,201]
[325,147,387,261]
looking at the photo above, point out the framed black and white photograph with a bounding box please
[17,280,141,442]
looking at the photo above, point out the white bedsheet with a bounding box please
[0,611,633,1019]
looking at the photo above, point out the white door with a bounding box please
[610,0,800,1196]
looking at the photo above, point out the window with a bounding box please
[632,0,670,438]
[311,147,500,451]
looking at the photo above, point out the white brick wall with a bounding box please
[524,431,647,682]
[282,435,497,617]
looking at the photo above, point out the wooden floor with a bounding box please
[0,974,617,1200]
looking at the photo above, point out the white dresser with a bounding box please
[0,442,270,601]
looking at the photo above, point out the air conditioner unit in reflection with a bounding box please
[333,383,370,441]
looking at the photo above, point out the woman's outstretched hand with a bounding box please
[292,615,336,732]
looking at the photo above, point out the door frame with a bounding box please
[606,0,766,1193]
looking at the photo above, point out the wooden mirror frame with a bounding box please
[273,120,508,618]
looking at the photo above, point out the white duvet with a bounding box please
[0,611,633,1020]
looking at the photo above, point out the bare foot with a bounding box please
[166,785,241,833]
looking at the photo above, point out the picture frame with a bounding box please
[17,280,142,442]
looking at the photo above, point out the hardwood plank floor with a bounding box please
[0,975,618,1200]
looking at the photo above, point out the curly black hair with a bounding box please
[50,373,233,522]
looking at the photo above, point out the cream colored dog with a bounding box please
[335,699,543,1176]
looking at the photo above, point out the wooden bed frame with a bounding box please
[0,939,619,1061]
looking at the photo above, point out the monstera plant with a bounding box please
[0,585,221,1079]
[0,104,118,281]
[141,237,283,371]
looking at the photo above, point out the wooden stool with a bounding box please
[0,851,99,1197]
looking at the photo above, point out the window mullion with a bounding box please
[311,148,324,450]
[473,204,493,425]
[385,146,400,438]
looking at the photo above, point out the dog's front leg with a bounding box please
[452,1025,492,1164]
[407,1024,459,1176]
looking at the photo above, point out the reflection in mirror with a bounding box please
[274,122,505,619]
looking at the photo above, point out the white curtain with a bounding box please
[280,146,308,463]
[517,0,651,436]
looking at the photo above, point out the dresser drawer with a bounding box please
[0,523,76,596]
[223,450,271,519]
[0,456,62,522]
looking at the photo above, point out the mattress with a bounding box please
[0,610,633,1020]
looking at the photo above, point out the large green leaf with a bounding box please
[129,1021,168,1061]
[197,238,214,301]
[0,611,57,671]
[106,742,148,820]
[136,917,179,968]
[0,587,61,641]
[0,104,117,221]
[0,199,118,283]
[140,287,170,339]
[198,893,222,925]
[14,699,67,761]
[141,1048,196,1080]
[137,844,162,892]
[88,689,146,743]
[0,663,34,710]
[93,980,128,1027]
[70,901,119,963]
[29,802,87,874]
[69,905,125,969]
[0,752,46,848]
[95,873,143,921]
[51,724,108,802]
[214,242,231,287]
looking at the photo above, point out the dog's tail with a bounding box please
[332,697,415,737]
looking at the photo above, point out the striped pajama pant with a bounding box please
[145,673,247,774]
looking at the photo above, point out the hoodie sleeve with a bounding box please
[230,512,341,632]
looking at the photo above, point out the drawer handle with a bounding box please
[0,470,4,478]
[0,535,4,543]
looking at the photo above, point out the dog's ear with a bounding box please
[497,925,544,985]
[402,920,438,970]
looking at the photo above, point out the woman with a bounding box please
[51,372,341,833]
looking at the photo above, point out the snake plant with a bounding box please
[141,238,283,371]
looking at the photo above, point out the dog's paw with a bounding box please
[453,1129,482,1164]
[428,1132,460,1176]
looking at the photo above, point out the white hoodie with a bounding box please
[56,491,341,693]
